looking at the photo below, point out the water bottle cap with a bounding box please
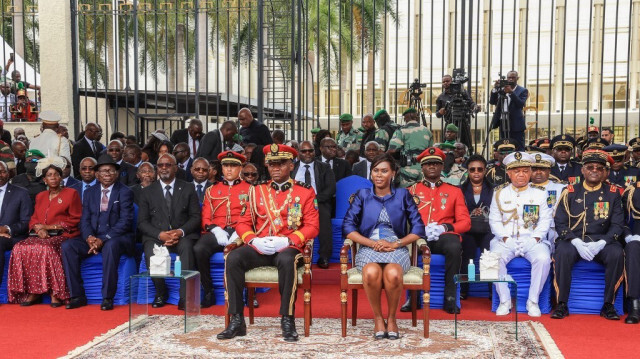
[469,259,473,264]
[176,256,180,261]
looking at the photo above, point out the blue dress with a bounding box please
[355,207,411,272]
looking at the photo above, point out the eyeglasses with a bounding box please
[107,148,121,152]
[468,167,484,173]
[156,163,175,169]
[243,172,258,177]
[299,149,314,154]
[192,167,209,172]
[80,166,94,171]
[584,165,606,172]
[98,169,117,175]
[322,145,337,149]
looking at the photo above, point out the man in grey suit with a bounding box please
[292,141,336,268]
[137,153,201,310]
[197,121,238,161]
[352,141,382,180]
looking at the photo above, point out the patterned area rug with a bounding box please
[64,316,563,358]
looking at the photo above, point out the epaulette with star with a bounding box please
[295,180,312,189]
[530,184,545,191]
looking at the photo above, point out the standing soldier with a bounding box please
[551,150,625,320]
[623,180,640,324]
[485,139,516,188]
[336,113,361,152]
[218,144,319,342]
[549,134,582,184]
[604,144,640,187]
[387,108,433,187]
[195,151,251,308]
[373,109,400,151]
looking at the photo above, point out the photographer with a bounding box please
[489,71,529,151]
[436,74,479,152]
[435,75,479,119]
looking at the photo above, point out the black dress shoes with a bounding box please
[600,303,620,320]
[50,302,64,308]
[151,294,167,308]
[317,257,330,269]
[101,298,114,311]
[281,315,299,342]
[550,302,569,319]
[625,298,640,324]
[217,314,247,339]
[400,297,422,312]
[443,297,460,314]
[201,291,216,308]
[20,296,42,307]
[178,298,185,311]
[65,296,87,309]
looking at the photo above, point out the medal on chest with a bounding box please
[547,190,557,208]
[287,196,302,230]
[522,204,540,229]
[593,202,609,220]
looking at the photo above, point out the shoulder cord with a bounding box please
[409,184,430,211]
[558,188,586,235]
[203,187,229,224]
[494,186,519,227]
[625,186,640,220]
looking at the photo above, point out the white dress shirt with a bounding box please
[321,156,333,169]
[295,161,317,193]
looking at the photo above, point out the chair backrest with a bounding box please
[335,175,373,219]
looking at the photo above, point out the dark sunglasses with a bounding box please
[156,163,175,169]
[192,167,209,172]
[468,167,484,173]
[584,165,606,172]
[299,149,315,154]
[243,172,258,177]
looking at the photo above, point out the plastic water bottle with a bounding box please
[468,259,476,281]
[174,256,182,277]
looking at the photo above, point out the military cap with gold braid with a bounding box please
[493,138,517,152]
[263,143,298,162]
[582,149,613,166]
[603,144,628,161]
[503,151,534,169]
[629,137,640,151]
[217,150,246,165]
[530,153,555,168]
[416,147,445,164]
[550,134,575,149]
[583,137,609,151]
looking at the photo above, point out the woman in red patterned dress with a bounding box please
[8,157,82,306]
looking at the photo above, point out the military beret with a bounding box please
[438,142,456,150]
[26,149,46,158]
[588,125,599,133]
[402,107,417,116]
[445,123,459,132]
[310,127,322,135]
[373,109,388,122]
[339,113,353,123]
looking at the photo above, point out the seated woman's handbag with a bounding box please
[29,229,64,237]
[468,206,490,234]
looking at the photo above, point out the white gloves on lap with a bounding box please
[212,226,231,246]
[267,236,290,252]
[586,240,607,257]
[251,237,276,255]
[626,235,640,244]
[571,238,594,261]
[426,223,446,242]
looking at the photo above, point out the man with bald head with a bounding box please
[198,120,238,161]
[171,118,203,159]
[72,123,105,178]
[237,108,273,146]
[106,140,137,186]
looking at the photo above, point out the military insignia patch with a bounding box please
[270,143,279,154]
[429,148,436,154]
[547,190,557,208]
[523,204,540,229]
[413,195,420,205]
[568,177,581,185]
[624,176,636,187]
[567,184,574,192]
[610,185,617,193]
[515,152,522,160]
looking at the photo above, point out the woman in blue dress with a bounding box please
[343,153,425,340]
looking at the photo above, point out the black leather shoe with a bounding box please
[65,296,87,309]
[400,297,422,312]
[551,302,569,319]
[625,299,640,324]
[600,303,620,320]
[217,314,247,339]
[20,296,42,307]
[178,298,185,311]
[317,257,330,269]
[201,291,216,308]
[50,302,64,308]
[281,315,299,342]
[443,296,460,314]
[101,298,114,311]
[151,294,167,308]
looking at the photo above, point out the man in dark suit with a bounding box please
[62,155,135,311]
[353,141,382,180]
[130,162,155,205]
[173,142,194,182]
[238,108,273,146]
[197,120,238,161]
[105,140,138,186]
[190,157,212,205]
[62,157,80,188]
[70,157,98,201]
[11,140,26,175]
[137,153,201,309]
[72,123,105,178]
[0,161,33,289]
[0,120,11,144]
[170,119,203,159]
[319,137,352,182]
[550,134,582,184]
[489,71,529,151]
[293,141,336,268]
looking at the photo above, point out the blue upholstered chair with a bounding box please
[565,260,624,315]
[490,257,553,313]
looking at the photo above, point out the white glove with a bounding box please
[626,235,640,244]
[229,231,239,243]
[586,240,607,257]
[251,237,276,255]
[571,238,594,261]
[514,239,524,257]
[211,226,231,246]
[269,236,290,252]
[521,237,539,254]
[426,223,445,241]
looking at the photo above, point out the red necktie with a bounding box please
[192,138,197,157]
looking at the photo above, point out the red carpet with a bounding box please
[1,280,639,358]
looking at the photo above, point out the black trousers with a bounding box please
[553,240,624,304]
[143,237,196,299]
[427,233,462,299]
[460,232,492,293]
[625,241,640,299]
[318,201,333,259]
[0,236,23,287]
[225,245,302,316]
[193,232,225,293]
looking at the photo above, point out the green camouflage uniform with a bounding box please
[337,128,361,152]
[441,163,468,186]
[388,122,434,187]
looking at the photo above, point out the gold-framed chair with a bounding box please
[223,239,313,337]
[339,238,431,338]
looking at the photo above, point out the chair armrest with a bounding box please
[303,239,313,260]
[223,239,244,257]
[419,239,431,273]
[341,238,357,267]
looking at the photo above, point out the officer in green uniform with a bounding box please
[336,113,361,152]
[373,109,400,151]
[443,123,458,147]
[387,108,434,187]
[310,127,321,143]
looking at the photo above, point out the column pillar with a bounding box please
[552,0,565,113]
[590,0,604,112]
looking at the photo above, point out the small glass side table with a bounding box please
[129,270,201,333]
[453,274,518,340]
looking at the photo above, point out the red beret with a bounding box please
[416,147,445,164]
[263,143,297,162]
[217,150,246,164]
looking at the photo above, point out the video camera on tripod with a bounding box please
[494,72,516,92]
[406,78,428,127]
[449,68,469,95]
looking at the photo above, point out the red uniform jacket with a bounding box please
[201,178,251,232]
[409,180,471,235]
[30,187,82,238]
[236,179,319,250]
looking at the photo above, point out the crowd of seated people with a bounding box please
[1,107,640,343]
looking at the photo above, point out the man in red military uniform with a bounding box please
[218,144,319,342]
[195,151,251,308]
[401,147,471,314]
